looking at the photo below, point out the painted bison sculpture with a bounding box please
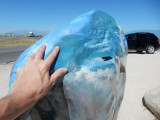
[9,10,128,120]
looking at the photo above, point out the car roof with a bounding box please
[125,32,154,36]
[135,32,152,34]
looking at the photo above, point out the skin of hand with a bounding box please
[0,45,68,120]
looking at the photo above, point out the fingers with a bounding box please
[30,53,36,59]
[16,67,23,77]
[50,68,68,85]
[35,44,46,60]
[27,53,36,63]
[16,67,23,73]
[44,46,59,67]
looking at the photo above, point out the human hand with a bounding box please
[11,45,68,102]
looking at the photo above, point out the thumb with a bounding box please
[50,68,68,85]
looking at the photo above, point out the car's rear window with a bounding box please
[151,34,159,40]
[139,34,149,39]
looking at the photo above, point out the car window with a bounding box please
[127,34,136,40]
[139,34,147,39]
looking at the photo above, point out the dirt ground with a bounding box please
[0,51,160,120]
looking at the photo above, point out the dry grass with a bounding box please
[0,35,21,41]
[0,39,38,47]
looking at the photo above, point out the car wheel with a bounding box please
[146,45,155,54]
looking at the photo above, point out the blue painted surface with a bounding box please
[9,10,128,120]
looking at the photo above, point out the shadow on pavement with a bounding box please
[128,51,160,54]
[128,51,145,54]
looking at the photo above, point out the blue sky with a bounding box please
[0,0,160,33]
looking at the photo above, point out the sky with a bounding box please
[0,0,160,33]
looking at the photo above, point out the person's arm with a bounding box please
[0,92,36,120]
[0,45,67,120]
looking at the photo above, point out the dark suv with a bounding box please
[125,32,159,54]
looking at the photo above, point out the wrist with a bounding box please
[0,92,37,120]
[10,90,37,108]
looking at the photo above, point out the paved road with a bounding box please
[0,45,30,64]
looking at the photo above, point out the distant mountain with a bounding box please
[125,30,160,39]
[0,30,50,35]
[0,32,8,35]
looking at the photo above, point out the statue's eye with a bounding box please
[102,56,112,61]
